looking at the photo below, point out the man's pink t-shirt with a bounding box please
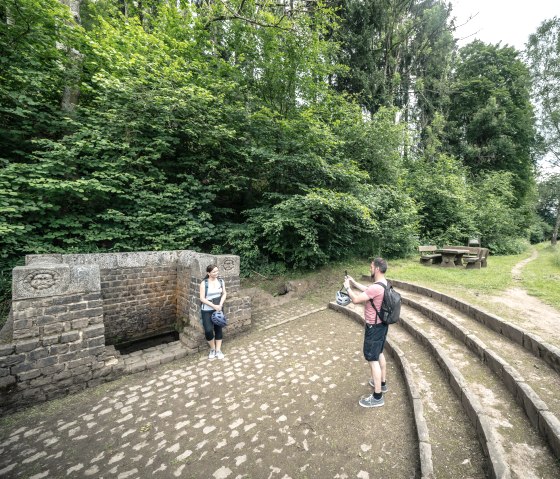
[364,282,386,325]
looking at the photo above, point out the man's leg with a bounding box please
[379,352,386,383]
[369,360,382,394]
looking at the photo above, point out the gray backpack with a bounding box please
[370,281,401,325]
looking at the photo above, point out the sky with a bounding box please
[450,0,558,51]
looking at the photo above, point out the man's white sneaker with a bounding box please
[208,349,216,359]
[215,350,224,360]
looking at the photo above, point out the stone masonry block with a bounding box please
[0,375,16,388]
[35,356,58,369]
[0,353,25,368]
[419,442,434,479]
[0,344,15,356]
[13,319,33,330]
[517,382,547,430]
[83,325,104,339]
[86,337,105,348]
[12,313,36,332]
[50,343,69,355]
[35,315,59,326]
[413,398,429,442]
[501,322,524,346]
[43,323,64,335]
[71,318,89,330]
[28,349,48,361]
[17,369,41,381]
[540,342,560,375]
[539,410,560,459]
[60,331,80,343]
[10,361,34,374]
[483,350,506,381]
[14,339,40,353]
[41,335,60,346]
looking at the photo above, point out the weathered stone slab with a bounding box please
[12,264,100,300]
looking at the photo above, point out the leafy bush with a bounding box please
[487,237,529,255]
[357,185,419,259]
[406,154,474,245]
[224,189,378,270]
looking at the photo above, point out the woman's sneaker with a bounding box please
[215,350,224,360]
[368,379,388,393]
[359,394,384,408]
[208,349,216,359]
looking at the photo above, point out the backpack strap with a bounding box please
[369,281,387,324]
[205,278,224,301]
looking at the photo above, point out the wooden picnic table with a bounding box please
[435,248,470,268]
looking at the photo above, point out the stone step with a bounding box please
[391,280,560,373]
[400,289,560,459]
[388,323,488,478]
[401,304,560,478]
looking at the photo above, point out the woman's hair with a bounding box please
[205,264,218,279]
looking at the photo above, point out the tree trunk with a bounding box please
[59,0,82,113]
[552,203,560,246]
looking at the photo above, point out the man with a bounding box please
[343,257,389,408]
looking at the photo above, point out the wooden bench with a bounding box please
[419,245,442,265]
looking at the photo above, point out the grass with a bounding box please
[521,243,560,309]
[386,251,531,295]
[242,243,560,316]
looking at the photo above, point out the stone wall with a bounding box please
[0,250,251,415]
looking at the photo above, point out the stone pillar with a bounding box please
[0,256,121,414]
[179,254,251,352]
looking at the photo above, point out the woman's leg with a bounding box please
[201,311,215,350]
[214,324,223,357]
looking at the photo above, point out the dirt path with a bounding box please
[488,248,560,344]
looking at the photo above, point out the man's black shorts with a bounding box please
[363,322,389,361]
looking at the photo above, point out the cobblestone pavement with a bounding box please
[0,302,417,479]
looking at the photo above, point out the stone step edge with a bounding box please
[328,302,435,479]
[390,279,560,375]
[403,296,560,460]
[397,315,510,479]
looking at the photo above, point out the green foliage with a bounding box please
[355,184,419,259]
[223,189,378,270]
[537,174,560,244]
[0,0,544,319]
[469,171,523,251]
[446,41,537,201]
[406,154,474,245]
[526,17,560,164]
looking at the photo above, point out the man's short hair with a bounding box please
[372,257,388,273]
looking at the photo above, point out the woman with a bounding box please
[199,264,227,359]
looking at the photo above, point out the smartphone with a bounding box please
[345,270,348,278]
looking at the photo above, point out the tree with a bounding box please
[446,41,537,202]
[526,17,560,165]
[333,0,455,123]
[538,174,560,245]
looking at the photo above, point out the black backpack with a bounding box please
[370,281,401,325]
